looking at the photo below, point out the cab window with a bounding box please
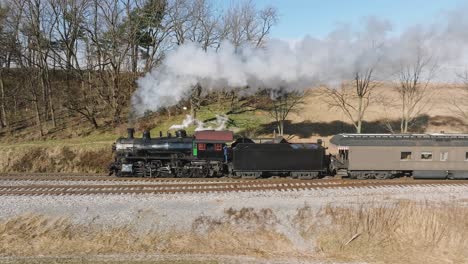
[198,143,206,151]
[215,144,222,151]
[206,143,214,151]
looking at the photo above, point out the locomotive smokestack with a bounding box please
[127,128,135,139]
[176,129,187,138]
[317,139,323,146]
[142,130,151,140]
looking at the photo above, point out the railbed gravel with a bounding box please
[0,184,468,231]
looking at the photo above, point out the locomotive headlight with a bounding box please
[122,164,133,172]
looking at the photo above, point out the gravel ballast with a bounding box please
[0,184,467,230]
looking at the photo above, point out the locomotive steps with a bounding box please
[1,173,468,196]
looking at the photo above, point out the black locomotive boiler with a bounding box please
[110,128,232,177]
[109,128,331,178]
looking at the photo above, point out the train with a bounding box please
[108,128,468,179]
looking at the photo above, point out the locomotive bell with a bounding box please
[127,128,135,139]
[176,129,187,138]
[142,130,151,140]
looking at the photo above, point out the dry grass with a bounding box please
[1,203,468,263]
[0,145,112,173]
[0,209,298,259]
[317,201,468,263]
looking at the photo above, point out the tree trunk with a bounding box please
[41,79,49,121]
[111,71,121,125]
[190,84,202,119]
[131,43,138,73]
[357,120,362,134]
[356,96,363,133]
[278,120,284,136]
[83,111,99,129]
[401,98,406,133]
[44,68,56,128]
[33,96,44,137]
[190,98,196,119]
[0,71,7,128]
[91,116,98,129]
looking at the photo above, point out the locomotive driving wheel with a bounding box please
[174,167,188,178]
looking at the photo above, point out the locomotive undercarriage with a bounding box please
[114,158,226,178]
[229,170,322,179]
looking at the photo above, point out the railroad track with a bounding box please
[0,172,248,183]
[0,178,467,196]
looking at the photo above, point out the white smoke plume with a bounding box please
[169,114,230,131]
[168,115,203,130]
[132,11,468,116]
[214,115,229,131]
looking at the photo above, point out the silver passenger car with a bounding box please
[330,133,468,179]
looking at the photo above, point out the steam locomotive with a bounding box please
[109,128,331,178]
[110,128,468,179]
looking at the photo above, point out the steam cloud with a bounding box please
[169,114,229,131]
[132,11,468,116]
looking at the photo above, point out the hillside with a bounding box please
[1,85,467,173]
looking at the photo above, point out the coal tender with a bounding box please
[231,137,330,179]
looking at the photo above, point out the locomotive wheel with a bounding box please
[174,167,188,178]
[190,168,208,178]
[142,167,154,178]
[198,167,210,178]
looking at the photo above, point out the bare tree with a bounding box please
[221,0,278,49]
[324,69,380,133]
[0,0,279,134]
[394,44,438,133]
[449,71,468,124]
[0,5,10,128]
[264,89,304,136]
[85,0,137,125]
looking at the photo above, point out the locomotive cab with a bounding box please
[193,130,234,162]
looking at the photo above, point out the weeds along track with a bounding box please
[0,175,467,195]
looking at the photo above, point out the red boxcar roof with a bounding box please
[195,130,233,142]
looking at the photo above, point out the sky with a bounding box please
[237,0,465,40]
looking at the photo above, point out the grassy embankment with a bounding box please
[0,201,467,263]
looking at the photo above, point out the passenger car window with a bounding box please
[400,151,412,160]
[440,152,448,161]
[421,152,432,160]
[465,152,468,161]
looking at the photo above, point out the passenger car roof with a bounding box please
[330,133,468,147]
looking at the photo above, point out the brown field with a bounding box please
[286,84,468,139]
